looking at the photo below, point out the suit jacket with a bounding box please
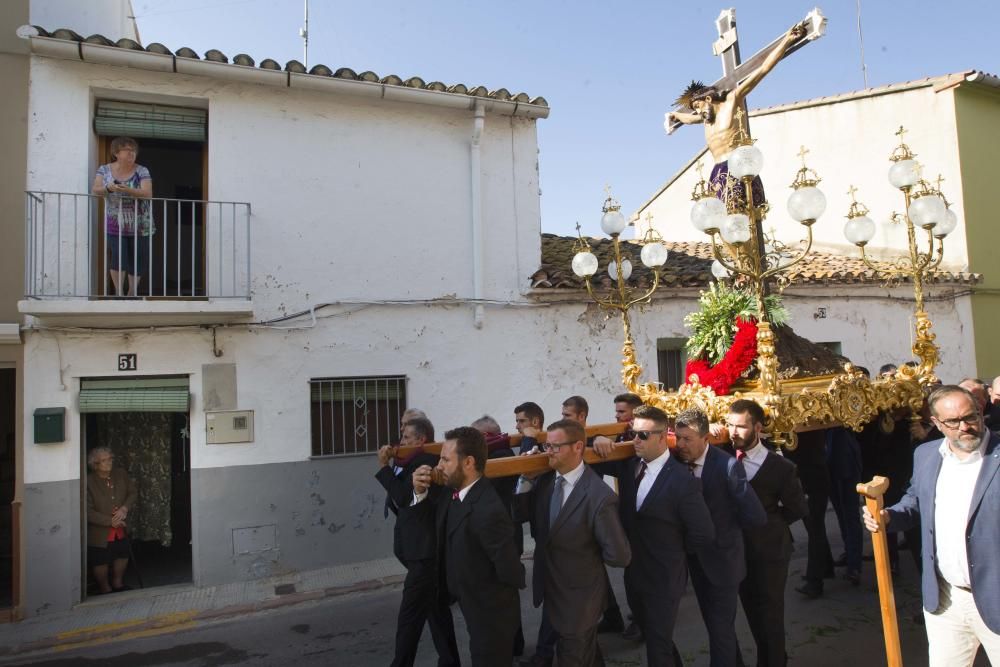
[743,450,808,563]
[886,434,1000,633]
[375,452,439,563]
[603,455,715,607]
[517,465,631,634]
[86,467,138,548]
[693,445,767,586]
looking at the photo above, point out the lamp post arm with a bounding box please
[709,238,744,277]
[858,244,895,276]
[582,276,618,310]
[624,268,662,310]
[760,226,813,282]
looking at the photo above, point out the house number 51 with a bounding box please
[118,354,138,371]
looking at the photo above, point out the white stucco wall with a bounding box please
[21,286,975,485]
[25,56,542,309]
[639,84,970,269]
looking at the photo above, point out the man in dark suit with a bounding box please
[516,418,631,667]
[410,426,525,667]
[728,399,808,667]
[595,405,716,666]
[673,407,766,667]
[864,385,1000,666]
[375,416,459,667]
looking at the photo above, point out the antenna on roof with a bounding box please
[856,0,869,88]
[299,0,309,69]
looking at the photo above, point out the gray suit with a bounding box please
[517,465,631,666]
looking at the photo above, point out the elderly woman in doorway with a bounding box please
[91,136,154,297]
[86,447,137,594]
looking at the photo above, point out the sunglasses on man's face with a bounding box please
[635,430,665,441]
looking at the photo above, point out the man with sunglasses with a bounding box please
[515,419,630,667]
[594,405,715,666]
[673,408,765,667]
[863,385,1000,666]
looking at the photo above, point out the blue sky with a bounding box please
[132,0,995,237]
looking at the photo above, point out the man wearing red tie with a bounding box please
[411,427,525,667]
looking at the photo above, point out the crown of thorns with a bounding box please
[674,80,721,108]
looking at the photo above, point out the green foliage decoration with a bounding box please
[684,282,789,364]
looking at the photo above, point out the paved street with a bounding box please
[0,511,990,666]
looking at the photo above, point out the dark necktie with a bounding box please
[687,461,697,476]
[736,449,745,461]
[452,490,460,501]
[635,460,648,485]
[549,476,565,528]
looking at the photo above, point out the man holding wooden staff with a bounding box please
[863,385,1000,666]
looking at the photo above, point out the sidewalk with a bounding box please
[0,555,408,660]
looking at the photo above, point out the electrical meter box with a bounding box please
[34,407,65,444]
[206,410,254,444]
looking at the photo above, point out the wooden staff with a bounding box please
[857,476,903,667]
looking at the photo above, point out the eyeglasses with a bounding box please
[635,430,665,441]
[542,441,577,452]
[934,413,981,429]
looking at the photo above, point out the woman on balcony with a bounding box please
[92,137,153,297]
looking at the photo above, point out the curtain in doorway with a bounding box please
[93,413,173,547]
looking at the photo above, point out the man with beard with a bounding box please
[728,399,808,667]
[376,417,459,667]
[665,23,805,208]
[673,408,765,666]
[411,427,524,667]
[864,385,1000,666]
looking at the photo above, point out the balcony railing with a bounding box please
[25,192,251,299]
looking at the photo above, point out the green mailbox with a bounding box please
[34,407,65,444]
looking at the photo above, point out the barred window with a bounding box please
[310,376,407,457]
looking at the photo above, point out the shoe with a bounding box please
[833,553,848,567]
[597,612,625,634]
[795,582,823,599]
[622,621,644,642]
[519,656,552,667]
[845,570,861,587]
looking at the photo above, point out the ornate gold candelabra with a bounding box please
[842,126,957,387]
[571,189,670,359]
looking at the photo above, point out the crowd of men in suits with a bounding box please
[375,374,1000,667]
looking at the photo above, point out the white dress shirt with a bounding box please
[689,445,709,479]
[740,441,768,481]
[934,434,988,588]
[636,448,671,510]
[515,460,585,508]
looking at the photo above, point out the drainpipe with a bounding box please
[471,101,485,328]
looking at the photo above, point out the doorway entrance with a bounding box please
[0,369,15,611]
[81,378,192,596]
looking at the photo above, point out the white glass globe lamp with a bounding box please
[640,242,669,268]
[934,207,958,238]
[843,216,876,246]
[608,259,632,282]
[711,260,731,280]
[720,214,752,245]
[787,186,827,224]
[571,251,598,277]
[600,209,628,236]
[887,159,919,190]
[908,194,946,230]
[728,145,764,179]
[690,197,727,234]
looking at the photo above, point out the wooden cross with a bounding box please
[665,7,827,134]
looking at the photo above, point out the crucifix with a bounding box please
[665,7,827,151]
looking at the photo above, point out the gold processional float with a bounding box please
[569,116,957,667]
[570,116,954,450]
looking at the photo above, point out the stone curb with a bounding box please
[0,573,406,660]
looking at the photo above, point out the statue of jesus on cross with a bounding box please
[665,8,825,206]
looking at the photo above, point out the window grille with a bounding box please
[310,375,407,457]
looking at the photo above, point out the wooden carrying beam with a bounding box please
[393,422,732,479]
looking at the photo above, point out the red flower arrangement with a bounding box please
[684,318,758,395]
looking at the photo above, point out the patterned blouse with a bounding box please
[96,163,154,236]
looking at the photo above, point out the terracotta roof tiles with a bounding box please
[532,234,980,290]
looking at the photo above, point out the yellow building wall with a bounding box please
[954,83,1000,378]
